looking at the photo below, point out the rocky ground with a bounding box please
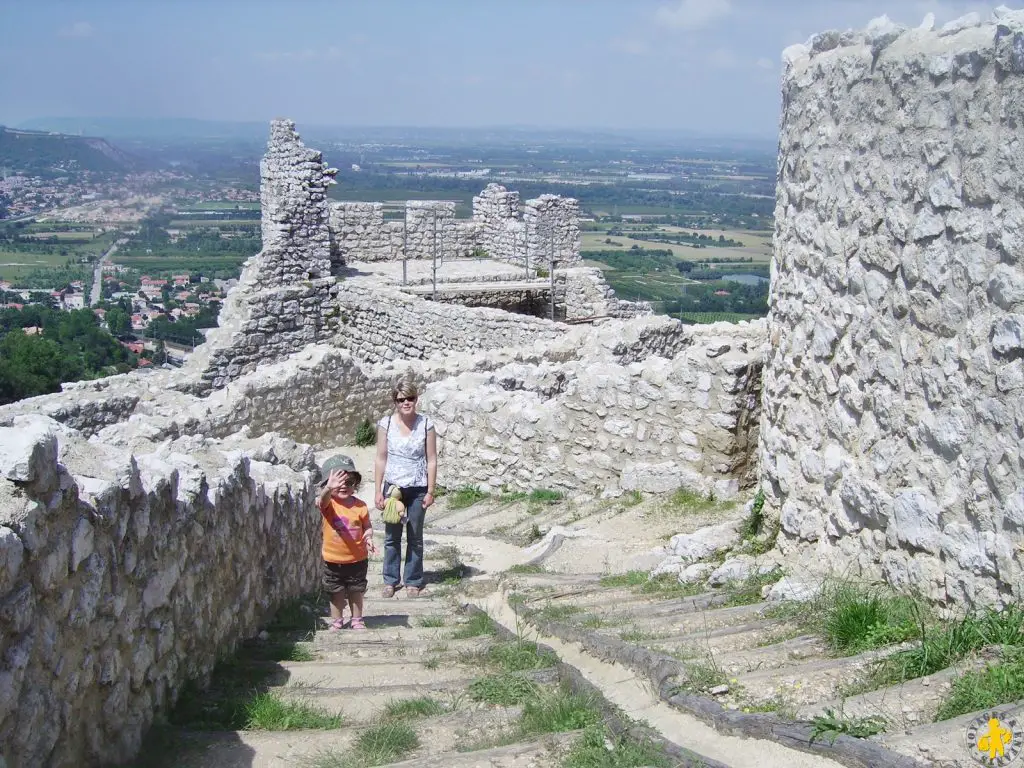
[140,472,1023,768]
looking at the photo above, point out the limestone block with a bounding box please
[668,520,741,564]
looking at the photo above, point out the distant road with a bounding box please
[90,242,118,306]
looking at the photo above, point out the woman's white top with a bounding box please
[378,413,434,488]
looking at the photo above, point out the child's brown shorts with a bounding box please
[322,559,369,594]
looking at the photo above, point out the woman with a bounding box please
[375,379,437,598]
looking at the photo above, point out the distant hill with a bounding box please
[18,117,270,141]
[0,126,140,174]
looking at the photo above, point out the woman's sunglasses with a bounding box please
[395,396,417,404]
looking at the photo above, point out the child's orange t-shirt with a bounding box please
[320,496,370,564]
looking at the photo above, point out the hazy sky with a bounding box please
[0,0,996,137]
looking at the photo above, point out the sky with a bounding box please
[0,0,997,138]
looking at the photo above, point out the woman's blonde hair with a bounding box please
[392,379,419,402]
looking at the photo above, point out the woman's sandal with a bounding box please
[382,585,396,598]
[406,587,429,598]
[349,616,367,631]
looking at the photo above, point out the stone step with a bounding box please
[595,601,770,637]
[276,676,483,722]
[875,698,1024,766]
[264,660,483,689]
[163,707,528,768]
[673,633,829,675]
[313,635,489,662]
[311,625,465,648]
[634,618,798,658]
[383,730,579,768]
[729,645,907,707]
[501,572,604,589]
[796,657,990,729]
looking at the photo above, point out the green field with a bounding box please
[677,311,764,324]
[581,229,771,263]
[111,255,248,273]
[178,201,259,211]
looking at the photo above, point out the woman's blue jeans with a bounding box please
[383,485,427,588]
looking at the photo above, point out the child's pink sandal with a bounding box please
[328,617,346,631]
[349,616,367,631]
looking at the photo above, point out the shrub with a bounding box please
[354,418,376,447]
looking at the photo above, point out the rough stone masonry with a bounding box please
[760,9,1024,609]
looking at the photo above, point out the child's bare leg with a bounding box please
[329,589,347,621]
[348,591,364,619]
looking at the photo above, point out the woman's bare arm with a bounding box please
[374,424,388,509]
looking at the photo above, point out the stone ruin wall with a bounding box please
[761,11,1024,609]
[0,415,320,767]
[0,116,767,767]
[427,319,765,498]
[327,182,582,268]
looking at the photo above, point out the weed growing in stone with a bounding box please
[486,640,558,671]
[519,688,602,735]
[381,696,445,720]
[599,571,649,588]
[451,611,497,639]
[738,695,797,719]
[678,658,727,694]
[507,563,545,574]
[447,485,489,509]
[872,603,1024,692]
[579,614,608,629]
[500,490,528,503]
[243,692,342,730]
[722,568,783,607]
[620,628,664,643]
[354,418,376,447]
[808,709,886,744]
[668,488,722,515]
[529,488,564,504]
[935,649,1024,721]
[421,657,441,670]
[533,603,583,622]
[353,722,420,763]
[468,673,539,705]
[819,582,922,655]
[738,489,764,540]
[417,615,445,628]
[563,725,675,768]
[620,490,643,507]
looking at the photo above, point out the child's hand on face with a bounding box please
[326,469,348,492]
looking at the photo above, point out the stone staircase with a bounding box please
[130,490,1023,768]
[131,545,694,768]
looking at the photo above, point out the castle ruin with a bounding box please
[1,9,1024,766]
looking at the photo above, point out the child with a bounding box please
[318,454,375,631]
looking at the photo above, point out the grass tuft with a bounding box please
[244,693,342,730]
[451,612,497,639]
[417,615,445,628]
[809,708,887,744]
[620,490,643,507]
[353,722,420,764]
[507,563,545,575]
[381,697,445,721]
[563,725,674,768]
[533,603,584,622]
[486,640,558,671]
[468,673,538,705]
[529,488,564,504]
[519,689,602,735]
[354,418,376,447]
[677,658,727,694]
[935,650,1024,721]
[447,485,490,510]
[722,568,783,607]
[599,571,648,588]
[819,582,922,655]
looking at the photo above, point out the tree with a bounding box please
[105,307,130,336]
